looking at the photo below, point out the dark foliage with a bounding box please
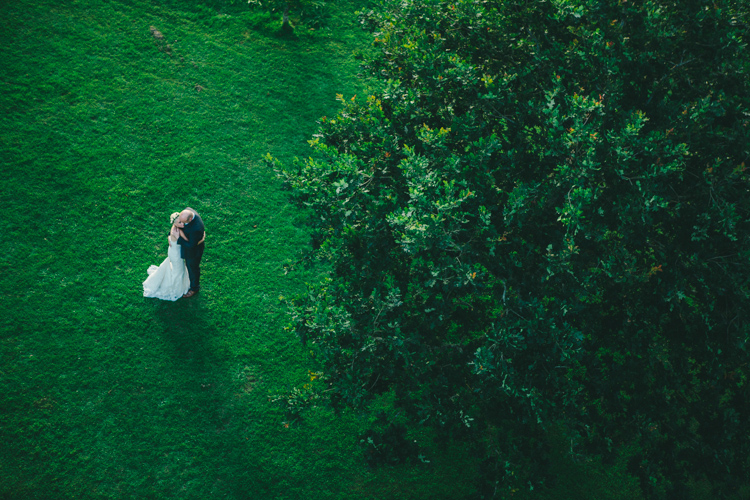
[360,419,421,467]
[272,0,750,497]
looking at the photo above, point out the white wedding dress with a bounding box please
[143,238,190,301]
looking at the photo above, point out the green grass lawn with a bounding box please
[0,0,643,498]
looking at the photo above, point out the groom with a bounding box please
[177,207,205,298]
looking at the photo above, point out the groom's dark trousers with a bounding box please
[177,208,205,292]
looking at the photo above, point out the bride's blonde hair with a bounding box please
[170,212,181,225]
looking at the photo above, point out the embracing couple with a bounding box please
[143,207,205,301]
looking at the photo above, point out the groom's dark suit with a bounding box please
[177,207,205,292]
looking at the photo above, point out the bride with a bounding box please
[143,212,199,301]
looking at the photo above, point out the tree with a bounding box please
[271,0,750,497]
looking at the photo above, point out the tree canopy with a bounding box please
[272,0,750,497]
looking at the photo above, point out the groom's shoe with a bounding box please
[183,290,197,298]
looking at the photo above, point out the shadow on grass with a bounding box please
[152,295,217,371]
[149,297,280,499]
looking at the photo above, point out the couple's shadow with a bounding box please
[150,297,271,497]
[153,296,216,371]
